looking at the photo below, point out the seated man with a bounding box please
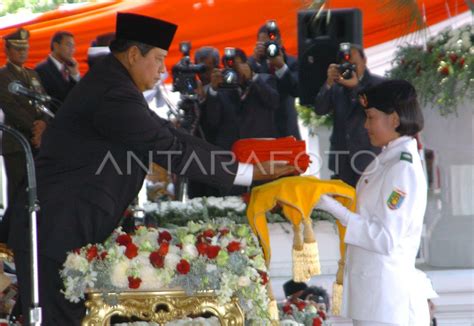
[283,280,308,304]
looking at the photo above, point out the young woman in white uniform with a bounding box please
[317,80,427,326]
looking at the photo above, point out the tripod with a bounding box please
[0,123,42,325]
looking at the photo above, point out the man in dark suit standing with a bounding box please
[35,31,80,112]
[314,44,383,187]
[0,28,48,208]
[6,13,294,325]
[248,22,301,140]
[205,48,279,150]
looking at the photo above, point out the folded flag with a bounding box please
[232,137,311,173]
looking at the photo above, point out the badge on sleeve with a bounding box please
[387,188,406,210]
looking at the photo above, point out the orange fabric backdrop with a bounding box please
[0,0,468,76]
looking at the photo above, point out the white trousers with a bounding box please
[353,321,400,326]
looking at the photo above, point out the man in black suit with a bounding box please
[35,31,80,112]
[204,48,279,150]
[6,13,294,325]
[314,44,383,186]
[248,21,301,140]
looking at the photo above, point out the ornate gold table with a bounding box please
[82,290,245,326]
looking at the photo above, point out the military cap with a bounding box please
[3,28,30,49]
[115,12,177,51]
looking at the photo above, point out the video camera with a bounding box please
[172,41,207,96]
[264,20,280,58]
[338,42,356,80]
[220,47,239,88]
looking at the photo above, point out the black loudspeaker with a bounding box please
[298,8,362,106]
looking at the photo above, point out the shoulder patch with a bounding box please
[400,152,412,163]
[387,188,406,210]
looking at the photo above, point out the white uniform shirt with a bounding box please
[342,136,428,324]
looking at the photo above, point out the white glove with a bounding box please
[316,195,356,226]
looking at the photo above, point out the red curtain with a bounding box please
[0,0,468,76]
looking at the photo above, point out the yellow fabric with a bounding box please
[246,176,356,264]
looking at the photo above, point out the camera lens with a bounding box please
[266,43,278,57]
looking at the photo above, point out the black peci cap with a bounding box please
[359,79,418,114]
[115,12,177,51]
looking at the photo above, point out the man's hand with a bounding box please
[67,58,80,77]
[236,63,253,82]
[337,71,359,89]
[326,64,341,87]
[210,68,222,90]
[268,52,285,70]
[254,42,266,61]
[31,120,47,148]
[252,161,296,181]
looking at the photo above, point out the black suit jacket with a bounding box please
[314,69,384,186]
[248,53,301,139]
[204,73,279,149]
[8,54,239,262]
[35,56,77,112]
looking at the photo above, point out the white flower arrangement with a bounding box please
[142,196,335,226]
[60,220,272,324]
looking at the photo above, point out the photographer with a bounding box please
[248,21,301,139]
[204,48,280,150]
[314,43,383,187]
[187,46,221,198]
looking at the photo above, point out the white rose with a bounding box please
[140,265,163,290]
[168,244,181,255]
[63,254,89,273]
[182,244,198,260]
[110,260,130,288]
[238,276,251,287]
[164,253,181,270]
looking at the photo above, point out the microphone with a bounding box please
[8,81,51,103]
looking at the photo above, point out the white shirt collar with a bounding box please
[379,135,415,164]
[49,54,64,72]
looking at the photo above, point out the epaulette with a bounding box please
[400,152,412,163]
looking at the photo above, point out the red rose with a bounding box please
[282,304,292,315]
[100,251,108,260]
[116,234,132,246]
[149,251,165,268]
[206,245,221,259]
[219,228,230,236]
[226,241,241,253]
[158,242,170,256]
[318,310,327,320]
[312,317,322,326]
[176,259,191,275]
[73,248,81,254]
[125,243,138,259]
[196,242,208,256]
[86,245,98,262]
[158,230,172,244]
[128,276,141,289]
[296,300,306,311]
[202,229,215,239]
[258,270,268,285]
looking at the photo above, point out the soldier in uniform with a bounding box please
[0,28,48,207]
[317,80,426,326]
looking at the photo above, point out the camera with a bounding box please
[264,20,280,58]
[172,41,207,96]
[220,47,239,88]
[338,42,356,80]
